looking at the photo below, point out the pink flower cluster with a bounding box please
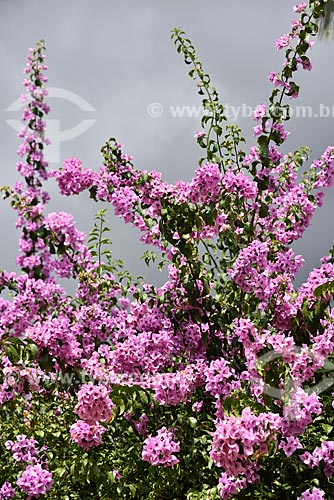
[276,34,290,50]
[74,383,114,424]
[16,464,53,497]
[279,436,302,457]
[133,413,149,436]
[253,103,266,121]
[18,42,50,186]
[297,487,325,500]
[222,170,258,199]
[210,408,280,477]
[227,240,269,294]
[151,363,204,405]
[70,420,107,450]
[5,434,39,463]
[26,315,83,366]
[218,465,260,500]
[293,2,307,14]
[300,440,334,477]
[0,482,15,500]
[3,435,53,498]
[142,426,180,467]
[51,157,96,195]
[282,387,322,436]
[205,357,240,399]
[188,163,222,203]
[270,185,315,243]
[107,329,175,374]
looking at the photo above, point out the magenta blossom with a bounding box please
[16,464,53,497]
[297,487,325,500]
[70,420,107,449]
[142,427,180,467]
[293,2,307,13]
[0,482,15,500]
[276,35,290,50]
[253,103,266,121]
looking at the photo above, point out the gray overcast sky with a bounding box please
[1,0,334,287]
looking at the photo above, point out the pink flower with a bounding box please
[0,482,15,499]
[253,104,266,121]
[52,157,96,196]
[222,170,258,199]
[205,357,240,398]
[192,401,203,412]
[70,420,107,449]
[133,413,149,436]
[269,145,283,163]
[268,71,283,87]
[194,131,205,138]
[74,383,114,424]
[253,125,263,137]
[284,83,299,99]
[5,434,39,463]
[210,408,280,477]
[298,57,312,71]
[293,2,307,13]
[243,146,260,166]
[142,426,180,468]
[189,163,221,203]
[272,122,289,141]
[297,487,325,500]
[16,464,53,497]
[276,35,290,50]
[279,436,302,457]
[112,470,122,480]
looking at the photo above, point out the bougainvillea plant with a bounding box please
[1,1,334,498]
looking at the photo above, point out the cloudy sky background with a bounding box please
[1,0,334,289]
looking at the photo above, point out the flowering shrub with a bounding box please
[1,1,334,499]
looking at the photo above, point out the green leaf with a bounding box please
[257,135,269,159]
[314,281,334,298]
[112,396,126,415]
[5,344,21,363]
[188,417,197,428]
[55,467,66,478]
[321,423,333,434]
[259,202,269,218]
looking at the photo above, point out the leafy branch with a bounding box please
[171,28,245,172]
[88,208,123,277]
